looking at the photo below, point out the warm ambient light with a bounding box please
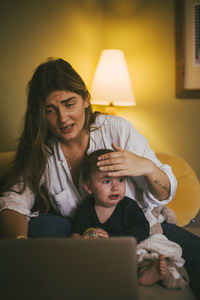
[90,49,136,114]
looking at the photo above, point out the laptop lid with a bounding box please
[0,237,139,300]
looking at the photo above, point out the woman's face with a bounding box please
[45,90,89,144]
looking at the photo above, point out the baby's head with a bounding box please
[82,149,126,207]
[82,149,114,181]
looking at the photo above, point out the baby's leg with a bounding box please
[138,255,166,286]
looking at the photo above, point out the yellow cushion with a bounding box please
[156,152,200,227]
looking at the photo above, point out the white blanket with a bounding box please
[137,208,190,289]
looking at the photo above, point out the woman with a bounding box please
[0,58,199,297]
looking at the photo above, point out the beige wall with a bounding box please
[0,0,200,179]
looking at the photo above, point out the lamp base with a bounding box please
[105,102,116,115]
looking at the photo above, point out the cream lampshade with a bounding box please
[90,49,136,114]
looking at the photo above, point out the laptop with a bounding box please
[0,237,139,300]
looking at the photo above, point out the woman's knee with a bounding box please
[28,213,71,238]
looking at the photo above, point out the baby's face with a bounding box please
[87,170,126,207]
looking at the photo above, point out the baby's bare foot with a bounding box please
[138,255,166,286]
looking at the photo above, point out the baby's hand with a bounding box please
[83,227,109,238]
[71,233,82,239]
[92,228,109,238]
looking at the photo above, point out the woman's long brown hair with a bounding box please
[2,58,99,211]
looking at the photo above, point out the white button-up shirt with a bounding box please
[0,114,177,219]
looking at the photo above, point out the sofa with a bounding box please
[0,151,200,300]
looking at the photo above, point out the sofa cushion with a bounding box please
[139,282,196,300]
[156,152,200,227]
[0,151,15,178]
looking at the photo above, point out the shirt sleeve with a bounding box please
[123,200,150,243]
[0,183,38,219]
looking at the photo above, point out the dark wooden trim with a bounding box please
[175,0,200,98]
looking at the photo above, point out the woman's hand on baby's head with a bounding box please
[97,142,151,177]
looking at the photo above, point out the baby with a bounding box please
[71,149,166,286]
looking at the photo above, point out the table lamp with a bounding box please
[90,49,136,114]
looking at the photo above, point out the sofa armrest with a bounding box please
[156,152,200,227]
[0,151,15,178]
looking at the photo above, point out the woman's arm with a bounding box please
[97,143,170,201]
[0,183,36,238]
[0,209,28,238]
[144,159,170,200]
